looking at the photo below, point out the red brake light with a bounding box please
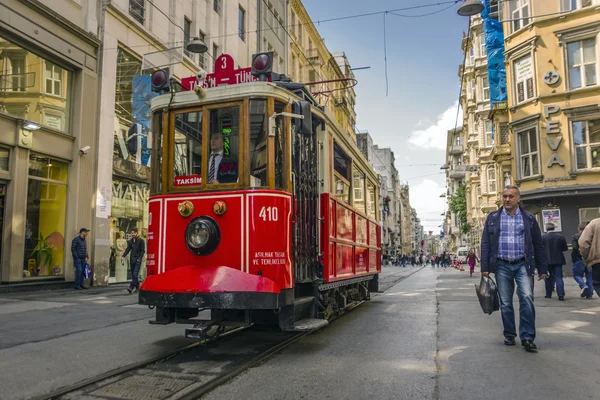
[152,70,167,86]
[253,54,270,72]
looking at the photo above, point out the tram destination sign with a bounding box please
[181,54,271,91]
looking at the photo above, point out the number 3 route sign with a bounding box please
[181,54,272,91]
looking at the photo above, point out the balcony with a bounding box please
[449,144,464,155]
[449,169,466,179]
[306,48,321,64]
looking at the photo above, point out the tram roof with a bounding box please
[150,81,311,114]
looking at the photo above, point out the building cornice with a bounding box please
[18,0,100,47]
[508,113,541,128]
[504,36,538,60]
[520,185,600,201]
[554,20,600,44]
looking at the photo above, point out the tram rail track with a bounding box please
[35,266,421,400]
[35,302,363,400]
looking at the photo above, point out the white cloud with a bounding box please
[408,102,462,150]
[409,179,446,233]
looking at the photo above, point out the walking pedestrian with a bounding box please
[579,217,600,298]
[121,228,145,294]
[542,223,568,301]
[71,228,90,290]
[480,186,547,352]
[467,249,479,277]
[572,222,593,299]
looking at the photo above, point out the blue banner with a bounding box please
[131,75,156,165]
[481,0,507,107]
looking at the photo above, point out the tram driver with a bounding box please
[207,131,238,184]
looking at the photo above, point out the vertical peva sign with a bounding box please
[181,54,271,91]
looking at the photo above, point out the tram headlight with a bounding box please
[184,217,220,255]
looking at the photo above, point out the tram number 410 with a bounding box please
[258,206,279,222]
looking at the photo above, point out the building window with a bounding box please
[129,0,145,25]
[510,0,530,33]
[572,119,600,170]
[213,43,219,66]
[213,0,222,14]
[183,18,191,57]
[197,31,206,69]
[476,184,481,197]
[45,62,63,96]
[567,38,597,90]
[518,128,540,178]
[1,52,26,91]
[484,120,494,147]
[291,12,296,38]
[514,54,535,103]
[561,0,594,12]
[487,166,497,194]
[24,154,68,278]
[238,6,246,41]
[499,123,510,145]
[470,79,477,102]
[482,76,490,101]
[489,0,500,20]
[0,147,8,171]
[579,207,600,224]
[480,38,486,58]
[0,34,72,132]
[469,47,475,65]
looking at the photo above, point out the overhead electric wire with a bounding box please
[383,12,388,97]
[261,0,331,94]
[99,0,461,52]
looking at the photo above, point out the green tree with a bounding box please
[449,183,471,235]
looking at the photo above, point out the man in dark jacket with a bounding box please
[121,228,145,294]
[71,228,89,290]
[572,222,593,298]
[542,223,568,300]
[481,186,547,352]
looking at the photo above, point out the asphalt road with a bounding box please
[1,265,598,400]
[204,266,600,400]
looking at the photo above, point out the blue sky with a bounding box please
[303,0,469,232]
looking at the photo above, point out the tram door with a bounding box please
[291,112,319,285]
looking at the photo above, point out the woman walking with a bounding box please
[467,249,479,277]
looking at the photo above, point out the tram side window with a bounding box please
[207,106,240,184]
[333,142,351,204]
[151,112,163,193]
[367,180,376,219]
[173,111,203,185]
[352,168,366,213]
[274,102,286,190]
[249,99,268,187]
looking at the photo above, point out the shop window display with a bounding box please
[109,179,149,282]
[24,154,68,277]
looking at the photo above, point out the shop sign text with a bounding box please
[543,104,565,168]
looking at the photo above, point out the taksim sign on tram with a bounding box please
[181,54,272,91]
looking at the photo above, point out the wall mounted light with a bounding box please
[22,120,41,131]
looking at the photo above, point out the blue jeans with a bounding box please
[496,260,536,341]
[545,264,565,298]
[572,260,593,297]
[73,258,85,288]
[130,259,141,289]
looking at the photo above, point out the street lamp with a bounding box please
[186,37,208,54]
[457,0,484,17]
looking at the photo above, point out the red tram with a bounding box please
[139,53,381,338]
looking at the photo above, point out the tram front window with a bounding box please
[207,106,240,184]
[174,111,203,186]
